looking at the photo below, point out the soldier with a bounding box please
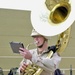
[18,29,61,75]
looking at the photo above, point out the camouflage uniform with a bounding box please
[18,48,61,75]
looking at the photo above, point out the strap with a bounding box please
[48,45,58,53]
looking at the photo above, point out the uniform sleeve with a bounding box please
[29,49,61,72]
[39,52,61,71]
[29,49,39,63]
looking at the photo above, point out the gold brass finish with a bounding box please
[57,27,71,55]
[45,0,71,23]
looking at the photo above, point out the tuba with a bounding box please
[23,27,71,75]
[23,0,75,75]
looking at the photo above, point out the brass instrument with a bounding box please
[22,0,74,75]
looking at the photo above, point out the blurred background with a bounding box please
[0,9,75,75]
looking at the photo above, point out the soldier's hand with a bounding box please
[19,47,32,60]
[20,62,28,73]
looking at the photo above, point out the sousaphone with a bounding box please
[23,0,75,75]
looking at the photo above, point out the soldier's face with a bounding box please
[33,35,45,47]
